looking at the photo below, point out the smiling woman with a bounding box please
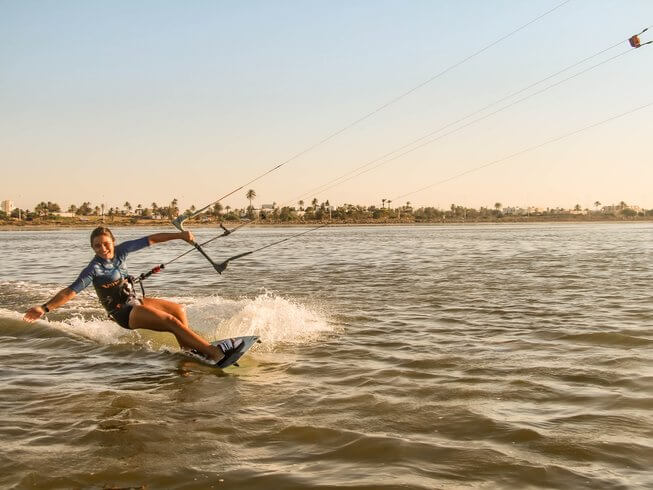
[22,226,242,364]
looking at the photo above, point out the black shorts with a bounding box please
[109,298,143,329]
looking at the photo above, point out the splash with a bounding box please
[1,292,336,355]
[181,291,336,351]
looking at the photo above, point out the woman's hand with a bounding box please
[22,289,74,322]
[23,306,46,323]
[180,230,195,244]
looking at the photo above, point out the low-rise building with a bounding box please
[1,200,14,214]
[503,207,542,216]
[601,204,640,213]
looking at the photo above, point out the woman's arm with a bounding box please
[147,231,195,246]
[23,287,77,323]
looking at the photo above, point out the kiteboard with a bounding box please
[192,335,260,368]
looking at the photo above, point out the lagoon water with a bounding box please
[0,223,651,489]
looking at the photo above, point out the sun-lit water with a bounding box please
[0,223,651,489]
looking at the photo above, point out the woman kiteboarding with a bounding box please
[23,226,239,364]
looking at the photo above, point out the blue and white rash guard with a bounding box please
[69,237,150,313]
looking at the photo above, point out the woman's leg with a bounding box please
[128,304,222,361]
[142,297,189,326]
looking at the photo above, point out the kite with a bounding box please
[629,28,652,48]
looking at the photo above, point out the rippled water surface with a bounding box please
[0,223,651,489]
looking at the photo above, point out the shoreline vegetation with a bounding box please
[2,197,651,229]
[2,216,652,229]
[2,218,651,231]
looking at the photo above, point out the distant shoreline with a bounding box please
[1,216,651,231]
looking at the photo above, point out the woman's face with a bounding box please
[92,233,115,260]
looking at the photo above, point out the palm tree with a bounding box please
[213,202,223,217]
[298,200,304,211]
[67,204,77,214]
[124,201,132,215]
[382,198,386,209]
[494,202,502,212]
[593,201,601,210]
[136,203,143,215]
[170,198,179,218]
[311,198,318,210]
[246,189,256,210]
[574,204,581,212]
[151,202,158,219]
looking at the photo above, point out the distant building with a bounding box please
[1,200,13,214]
[602,204,641,213]
[502,206,542,216]
[52,212,76,218]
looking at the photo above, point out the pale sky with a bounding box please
[1,0,652,212]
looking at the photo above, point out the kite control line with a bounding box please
[168,0,573,267]
[214,224,327,273]
[135,224,326,291]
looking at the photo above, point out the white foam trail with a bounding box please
[1,292,337,354]
[0,307,33,323]
[62,314,139,344]
[0,307,138,344]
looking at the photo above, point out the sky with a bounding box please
[1,0,652,212]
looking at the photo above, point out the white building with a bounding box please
[1,200,14,214]
[502,207,542,216]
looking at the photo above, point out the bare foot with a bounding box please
[190,345,224,363]
[203,345,224,362]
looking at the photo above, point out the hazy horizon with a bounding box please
[2,0,652,211]
[2,195,648,215]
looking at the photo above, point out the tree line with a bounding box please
[2,191,651,223]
